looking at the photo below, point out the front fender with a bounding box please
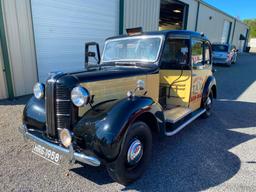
[23,97,46,131]
[73,96,164,162]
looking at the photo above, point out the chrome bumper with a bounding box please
[19,124,101,167]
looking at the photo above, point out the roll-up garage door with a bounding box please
[31,0,119,82]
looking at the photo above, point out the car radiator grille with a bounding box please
[45,80,56,137]
[46,80,73,138]
[56,83,72,130]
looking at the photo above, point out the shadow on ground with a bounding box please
[213,54,256,100]
[0,95,31,106]
[70,99,256,191]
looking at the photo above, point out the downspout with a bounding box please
[119,0,124,35]
[0,1,14,99]
[195,0,200,31]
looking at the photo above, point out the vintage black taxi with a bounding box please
[19,29,217,185]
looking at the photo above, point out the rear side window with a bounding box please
[204,42,211,65]
[160,38,190,69]
[212,45,228,52]
[191,40,203,66]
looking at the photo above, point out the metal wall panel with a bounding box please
[31,0,119,82]
[196,3,235,44]
[124,0,160,33]
[2,0,37,96]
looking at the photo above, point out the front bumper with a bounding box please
[19,124,101,167]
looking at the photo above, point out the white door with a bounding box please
[31,0,119,82]
[221,20,231,44]
[0,45,7,100]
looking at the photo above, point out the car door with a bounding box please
[159,36,192,108]
[189,39,212,111]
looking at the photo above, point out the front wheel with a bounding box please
[201,91,213,119]
[107,121,152,185]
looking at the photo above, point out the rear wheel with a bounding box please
[232,56,237,64]
[107,121,152,185]
[202,90,213,119]
[226,61,232,67]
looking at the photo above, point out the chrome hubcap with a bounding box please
[206,96,212,111]
[127,139,143,165]
[206,97,212,105]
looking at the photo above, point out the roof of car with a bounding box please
[106,30,208,41]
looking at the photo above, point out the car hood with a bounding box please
[68,65,159,83]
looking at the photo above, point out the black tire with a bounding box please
[226,61,232,67]
[201,90,213,119]
[232,55,237,64]
[107,121,152,185]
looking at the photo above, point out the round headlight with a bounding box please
[59,129,72,148]
[71,86,90,107]
[33,83,45,99]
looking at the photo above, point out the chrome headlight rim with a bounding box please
[33,83,45,99]
[71,86,90,107]
[59,128,72,148]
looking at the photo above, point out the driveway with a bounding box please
[0,53,256,192]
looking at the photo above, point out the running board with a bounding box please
[165,109,206,136]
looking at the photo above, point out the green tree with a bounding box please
[243,19,256,38]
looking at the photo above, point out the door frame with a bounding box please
[0,44,8,99]
[0,1,14,99]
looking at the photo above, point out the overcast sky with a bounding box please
[204,0,256,20]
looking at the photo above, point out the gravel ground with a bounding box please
[0,53,256,192]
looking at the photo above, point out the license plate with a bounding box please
[32,144,62,165]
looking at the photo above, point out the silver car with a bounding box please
[212,43,238,66]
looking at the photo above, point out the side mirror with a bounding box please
[85,42,101,68]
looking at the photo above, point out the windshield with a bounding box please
[102,36,163,63]
[212,44,229,52]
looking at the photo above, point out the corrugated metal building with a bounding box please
[0,0,249,99]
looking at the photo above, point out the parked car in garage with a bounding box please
[212,43,238,66]
[19,29,217,185]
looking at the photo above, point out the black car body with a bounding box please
[20,30,217,184]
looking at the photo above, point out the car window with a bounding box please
[204,42,211,65]
[212,44,228,52]
[191,40,203,67]
[160,38,190,69]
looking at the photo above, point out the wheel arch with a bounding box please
[133,112,161,136]
[202,76,217,103]
[211,84,217,99]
